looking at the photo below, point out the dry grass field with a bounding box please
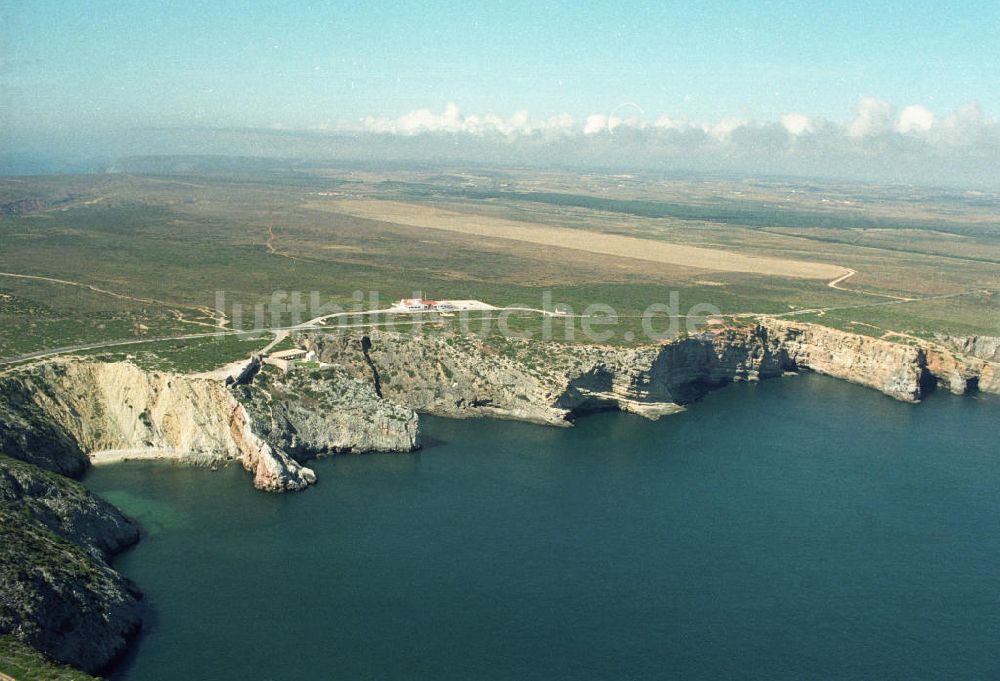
[1,161,998,366]
[313,199,851,281]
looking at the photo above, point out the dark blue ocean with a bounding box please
[85,373,1000,680]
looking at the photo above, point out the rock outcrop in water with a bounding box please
[0,454,141,674]
[0,359,419,491]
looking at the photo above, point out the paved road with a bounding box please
[0,314,455,370]
[1,285,990,372]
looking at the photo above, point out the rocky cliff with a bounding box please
[0,320,993,489]
[767,322,1000,398]
[303,318,999,425]
[304,326,788,424]
[237,364,420,459]
[0,454,142,675]
[922,345,1000,396]
[936,334,1000,363]
[761,320,927,401]
[0,359,419,492]
[2,319,993,679]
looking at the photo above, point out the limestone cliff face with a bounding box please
[547,329,789,419]
[0,321,992,490]
[922,345,1000,396]
[235,364,420,460]
[304,319,998,425]
[304,328,790,424]
[0,359,418,492]
[762,321,999,398]
[0,360,311,491]
[306,332,569,424]
[936,334,1000,363]
[758,320,926,402]
[0,360,242,463]
[227,400,316,492]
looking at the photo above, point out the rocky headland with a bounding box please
[1,318,997,676]
[0,358,419,492]
[0,454,142,675]
[303,319,999,425]
[0,359,420,675]
[1,320,995,493]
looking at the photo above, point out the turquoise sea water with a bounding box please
[84,374,1000,681]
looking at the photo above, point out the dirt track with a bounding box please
[0,271,225,327]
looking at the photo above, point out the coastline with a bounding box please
[3,319,998,492]
[90,448,189,465]
[78,375,1000,681]
[3,322,998,678]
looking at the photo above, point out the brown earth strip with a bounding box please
[314,199,851,281]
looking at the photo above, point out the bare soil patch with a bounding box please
[316,200,849,280]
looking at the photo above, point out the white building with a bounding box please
[394,298,437,311]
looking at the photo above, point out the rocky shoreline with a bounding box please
[0,454,142,675]
[304,318,999,425]
[1,320,997,676]
[0,358,420,494]
[1,320,997,493]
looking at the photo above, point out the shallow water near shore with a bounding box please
[84,373,1000,681]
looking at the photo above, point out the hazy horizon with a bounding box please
[3,1,999,186]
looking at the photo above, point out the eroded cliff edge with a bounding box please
[0,319,994,492]
[1,319,995,674]
[304,319,999,425]
[0,359,419,492]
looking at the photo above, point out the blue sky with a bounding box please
[2,1,999,183]
[4,0,998,131]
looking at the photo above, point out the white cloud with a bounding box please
[363,102,570,137]
[583,114,608,135]
[653,115,683,129]
[545,113,577,132]
[347,99,1000,185]
[703,117,747,141]
[937,103,992,136]
[780,112,813,136]
[360,99,996,149]
[897,105,934,133]
[943,103,988,128]
[848,97,894,137]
